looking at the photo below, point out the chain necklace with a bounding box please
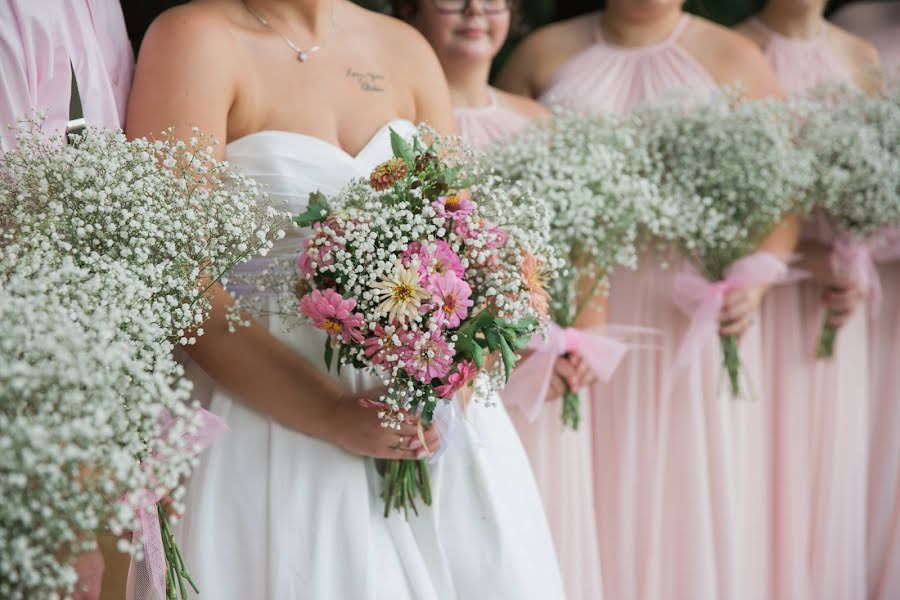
[242,0,329,63]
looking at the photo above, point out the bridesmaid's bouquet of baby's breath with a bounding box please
[0,120,287,600]
[632,89,815,396]
[795,84,900,357]
[487,110,660,428]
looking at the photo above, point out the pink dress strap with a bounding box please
[539,13,716,114]
[454,88,532,149]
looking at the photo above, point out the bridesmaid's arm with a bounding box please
[127,8,431,458]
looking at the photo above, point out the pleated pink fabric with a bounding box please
[748,18,871,600]
[454,94,606,600]
[867,254,900,600]
[540,14,773,600]
[865,24,900,600]
[453,89,531,149]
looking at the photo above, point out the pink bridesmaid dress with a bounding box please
[456,90,608,600]
[540,14,771,600]
[747,18,871,600]
[868,25,900,600]
[0,0,133,151]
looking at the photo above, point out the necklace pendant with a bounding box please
[297,51,308,62]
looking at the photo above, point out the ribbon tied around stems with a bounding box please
[831,237,882,316]
[126,407,228,600]
[671,251,788,375]
[502,322,628,423]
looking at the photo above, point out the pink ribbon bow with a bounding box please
[671,252,787,373]
[126,407,227,600]
[502,322,627,422]
[831,237,882,315]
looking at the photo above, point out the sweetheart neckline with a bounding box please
[225,119,414,161]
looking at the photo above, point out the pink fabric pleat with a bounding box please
[749,19,870,600]
[539,16,774,599]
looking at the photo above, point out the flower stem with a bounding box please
[816,312,838,359]
[561,384,580,430]
[719,333,741,397]
[380,459,432,519]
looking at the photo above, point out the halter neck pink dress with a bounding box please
[540,14,771,600]
[866,22,900,600]
[455,91,607,600]
[453,89,531,149]
[746,18,871,600]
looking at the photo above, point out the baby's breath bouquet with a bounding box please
[0,120,286,599]
[488,110,659,428]
[634,90,814,395]
[293,126,560,516]
[796,85,900,357]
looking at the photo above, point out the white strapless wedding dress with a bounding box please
[175,120,566,600]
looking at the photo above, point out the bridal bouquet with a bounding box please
[634,90,815,395]
[0,120,286,599]
[294,126,559,516]
[796,85,900,357]
[487,110,659,428]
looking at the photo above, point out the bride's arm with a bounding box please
[127,7,434,458]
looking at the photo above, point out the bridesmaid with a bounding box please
[499,3,793,600]
[396,1,609,598]
[736,4,879,599]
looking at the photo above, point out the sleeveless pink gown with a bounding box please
[867,23,900,600]
[541,15,771,600]
[747,18,871,600]
[456,91,607,600]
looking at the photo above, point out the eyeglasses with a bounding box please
[431,0,511,14]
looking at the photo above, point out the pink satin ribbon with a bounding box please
[502,322,627,422]
[671,252,787,374]
[831,237,883,315]
[126,407,227,600]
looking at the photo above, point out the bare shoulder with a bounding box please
[732,17,767,50]
[682,16,781,97]
[826,23,880,68]
[140,2,239,60]
[494,88,549,119]
[495,13,597,98]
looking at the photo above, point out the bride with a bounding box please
[126,1,564,598]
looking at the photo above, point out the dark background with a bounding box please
[120,0,858,72]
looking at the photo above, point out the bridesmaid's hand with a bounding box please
[718,286,766,337]
[821,281,865,329]
[548,353,596,399]
[327,388,441,460]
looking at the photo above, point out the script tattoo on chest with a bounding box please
[345,68,386,92]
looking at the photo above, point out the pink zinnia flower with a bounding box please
[362,324,401,367]
[403,241,465,281]
[435,360,478,399]
[299,289,365,344]
[432,190,474,219]
[402,330,453,383]
[428,271,473,329]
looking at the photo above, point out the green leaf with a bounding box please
[484,328,502,352]
[390,128,415,166]
[470,342,485,370]
[499,335,516,382]
[294,191,331,227]
[323,338,334,371]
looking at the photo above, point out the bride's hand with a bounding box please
[326,388,442,460]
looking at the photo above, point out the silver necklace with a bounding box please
[242,1,326,63]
